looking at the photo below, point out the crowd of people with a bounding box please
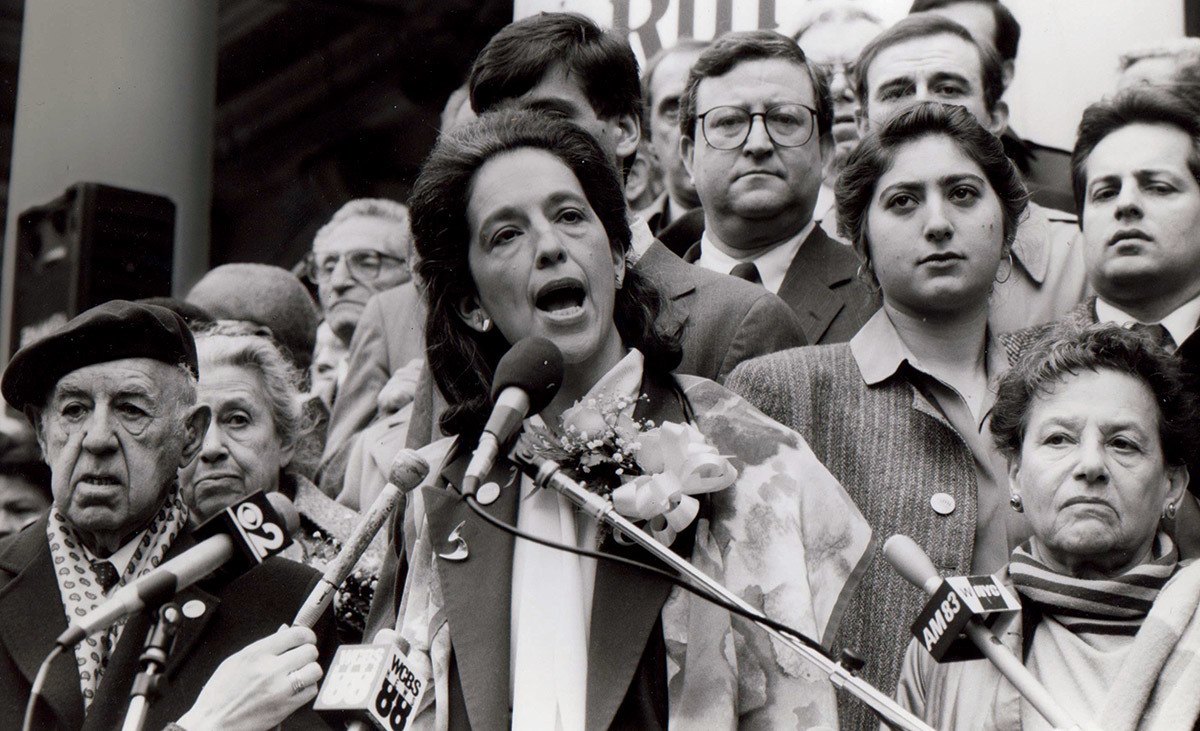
[3,1,1200,729]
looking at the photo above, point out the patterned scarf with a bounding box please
[46,486,188,708]
[1009,533,1179,637]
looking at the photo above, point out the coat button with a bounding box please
[930,493,956,515]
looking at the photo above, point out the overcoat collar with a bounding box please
[0,519,220,731]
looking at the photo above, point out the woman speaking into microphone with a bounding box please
[386,110,873,729]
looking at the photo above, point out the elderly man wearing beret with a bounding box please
[0,300,335,731]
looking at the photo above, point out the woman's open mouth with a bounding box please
[535,279,588,323]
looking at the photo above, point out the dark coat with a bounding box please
[684,224,878,345]
[1002,127,1076,215]
[0,517,336,731]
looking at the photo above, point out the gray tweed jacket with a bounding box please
[726,344,994,731]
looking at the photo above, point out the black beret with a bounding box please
[1,300,198,412]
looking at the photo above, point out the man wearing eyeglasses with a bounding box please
[308,198,412,348]
[680,30,877,345]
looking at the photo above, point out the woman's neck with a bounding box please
[884,299,991,414]
[541,338,629,428]
[1033,539,1156,580]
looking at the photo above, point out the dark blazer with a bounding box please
[653,206,705,258]
[406,370,691,730]
[0,518,336,731]
[684,225,878,345]
[636,239,807,381]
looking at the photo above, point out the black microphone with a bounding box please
[461,337,563,497]
[55,491,299,648]
[292,449,430,627]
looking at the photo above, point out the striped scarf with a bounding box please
[47,486,187,708]
[1009,533,1179,636]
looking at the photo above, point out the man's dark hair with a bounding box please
[908,0,1021,64]
[679,30,832,144]
[1071,88,1200,214]
[991,322,1198,468]
[854,14,1005,119]
[468,12,642,125]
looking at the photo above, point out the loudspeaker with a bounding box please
[9,183,175,354]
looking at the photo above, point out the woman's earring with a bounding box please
[1009,493,1024,513]
[995,250,1014,284]
[1164,502,1179,521]
[477,315,492,333]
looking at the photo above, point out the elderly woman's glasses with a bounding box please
[306,250,407,284]
[697,103,818,150]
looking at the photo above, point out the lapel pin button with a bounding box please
[930,492,956,515]
[476,482,501,506]
[181,599,206,619]
[438,520,470,562]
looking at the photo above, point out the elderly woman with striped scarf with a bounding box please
[895,322,1200,730]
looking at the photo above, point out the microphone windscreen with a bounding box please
[491,336,564,414]
[266,492,301,535]
[387,449,430,493]
[882,534,942,595]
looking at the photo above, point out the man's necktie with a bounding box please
[729,261,762,284]
[91,560,120,592]
[1130,322,1176,353]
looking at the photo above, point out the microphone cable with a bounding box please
[460,492,834,661]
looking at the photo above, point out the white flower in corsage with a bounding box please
[523,391,737,546]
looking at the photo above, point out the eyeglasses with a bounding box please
[697,103,818,150]
[306,249,408,284]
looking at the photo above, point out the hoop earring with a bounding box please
[995,250,1014,284]
[1164,502,1179,521]
[1009,494,1024,513]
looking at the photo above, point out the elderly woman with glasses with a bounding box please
[308,198,412,349]
[896,323,1200,730]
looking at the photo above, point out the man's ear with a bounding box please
[680,134,696,178]
[1000,60,1015,91]
[24,406,46,454]
[611,112,641,163]
[180,403,211,467]
[818,132,833,166]
[986,99,1010,137]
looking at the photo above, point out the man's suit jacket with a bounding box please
[684,223,878,345]
[319,283,426,495]
[635,239,807,381]
[0,519,336,730]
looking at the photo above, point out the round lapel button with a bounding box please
[930,492,956,515]
[476,482,501,506]
[181,599,207,619]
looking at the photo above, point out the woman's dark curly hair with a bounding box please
[991,322,1198,468]
[836,102,1029,291]
[409,110,681,439]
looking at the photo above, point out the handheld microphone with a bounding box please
[55,491,299,649]
[461,337,563,497]
[314,628,430,731]
[292,450,430,628]
[883,535,1092,730]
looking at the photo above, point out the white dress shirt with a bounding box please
[695,220,815,295]
[1095,294,1200,348]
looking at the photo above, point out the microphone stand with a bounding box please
[121,603,184,731]
[510,447,935,731]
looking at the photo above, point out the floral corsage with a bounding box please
[522,391,737,545]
